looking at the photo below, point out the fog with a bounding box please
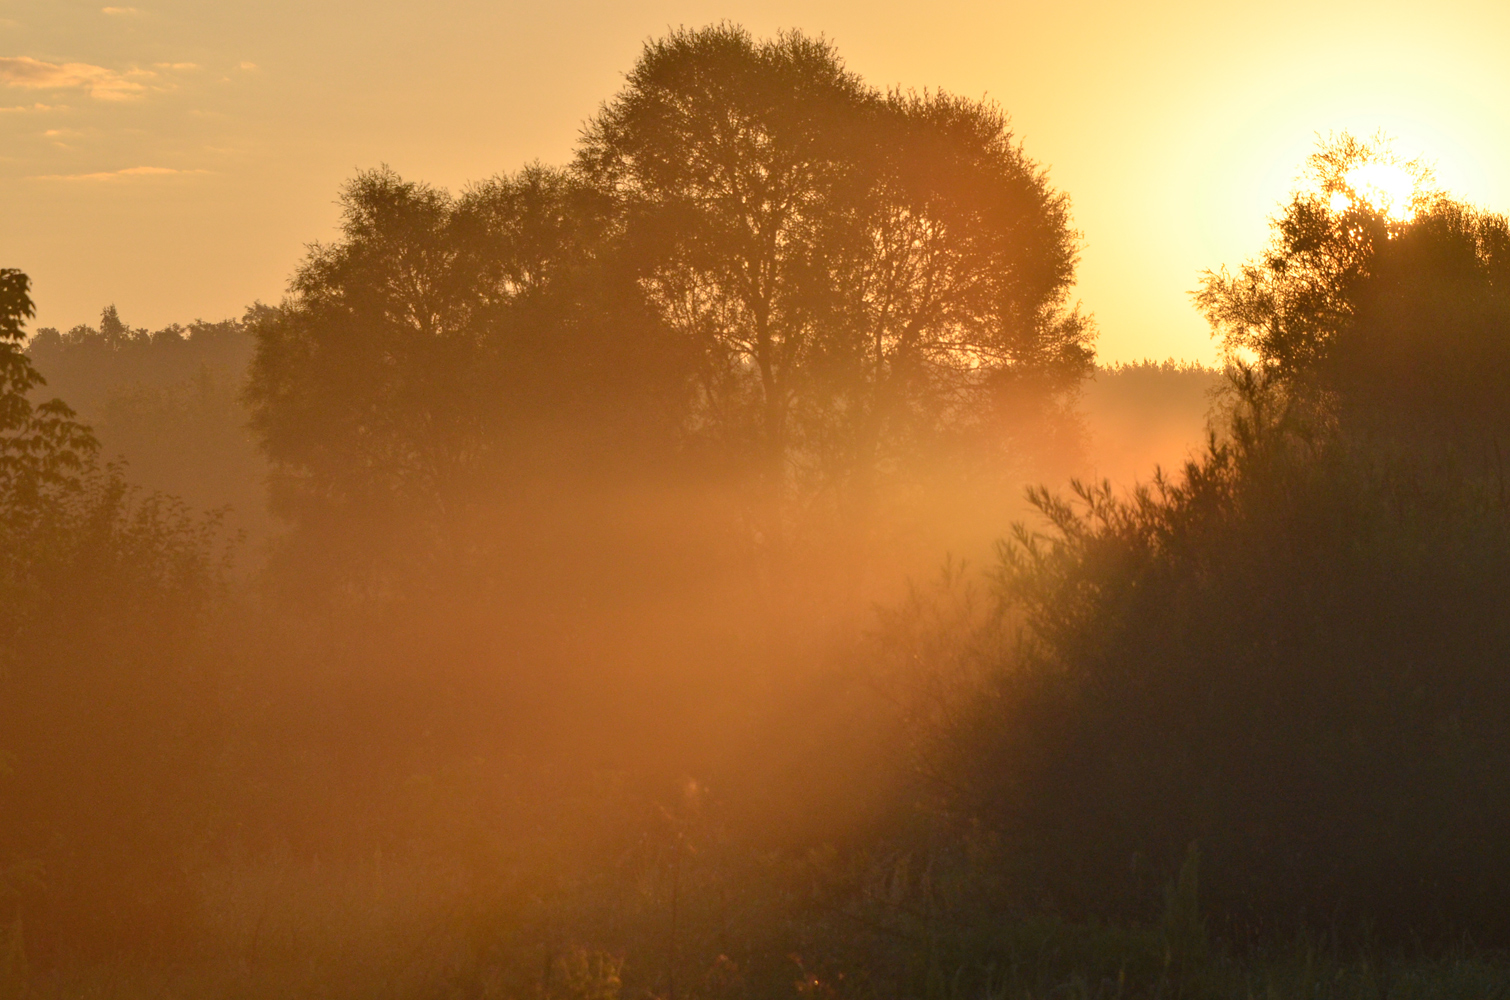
[6,25,1510,1000]
[6,279,1218,993]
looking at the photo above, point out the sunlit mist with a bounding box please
[6,7,1510,998]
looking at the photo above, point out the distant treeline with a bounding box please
[22,315,1215,578]
[5,27,1510,1000]
[25,306,271,551]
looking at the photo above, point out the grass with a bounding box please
[8,846,1510,1000]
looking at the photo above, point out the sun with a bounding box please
[1328,161,1420,222]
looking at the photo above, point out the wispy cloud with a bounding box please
[0,56,149,100]
[101,7,143,14]
[32,165,209,181]
[0,102,55,113]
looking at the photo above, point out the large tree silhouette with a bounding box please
[578,28,870,494]
[248,25,1093,583]
[245,166,688,583]
[808,90,1091,513]
[581,26,1092,524]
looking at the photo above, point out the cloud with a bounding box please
[32,165,209,181]
[101,7,142,14]
[0,103,55,113]
[0,56,148,100]
[238,61,258,71]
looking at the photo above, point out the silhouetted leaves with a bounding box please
[1197,132,1510,453]
[0,270,232,959]
[0,270,96,505]
[247,27,1092,591]
[913,137,1510,941]
[583,26,1092,523]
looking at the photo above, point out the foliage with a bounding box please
[0,270,96,511]
[1196,132,1510,453]
[27,307,254,406]
[244,165,691,589]
[245,26,1094,595]
[1195,134,1433,377]
[25,308,270,553]
[0,271,233,962]
[911,133,1510,938]
[581,25,1093,518]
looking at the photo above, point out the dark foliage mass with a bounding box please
[577,28,1090,512]
[907,135,1510,944]
[1,272,230,963]
[945,379,1510,934]
[1198,134,1510,454]
[243,165,692,591]
[5,29,1510,999]
[245,25,1091,594]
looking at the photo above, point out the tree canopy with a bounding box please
[581,25,1092,514]
[1197,133,1510,451]
[0,269,96,511]
[246,25,1094,585]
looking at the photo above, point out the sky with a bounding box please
[3,0,1509,364]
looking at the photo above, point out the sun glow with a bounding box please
[1329,161,1420,222]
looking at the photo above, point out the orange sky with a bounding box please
[3,0,1509,362]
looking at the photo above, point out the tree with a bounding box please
[0,269,96,508]
[1196,134,1431,380]
[0,270,230,958]
[248,26,1093,587]
[807,90,1092,510]
[580,26,1092,526]
[245,166,689,586]
[889,137,1510,939]
[246,169,499,537]
[579,26,871,491]
[23,309,270,552]
[1196,132,1510,453]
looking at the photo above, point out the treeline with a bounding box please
[4,26,1510,999]
[23,319,1206,583]
[24,306,270,552]
[241,26,1092,599]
